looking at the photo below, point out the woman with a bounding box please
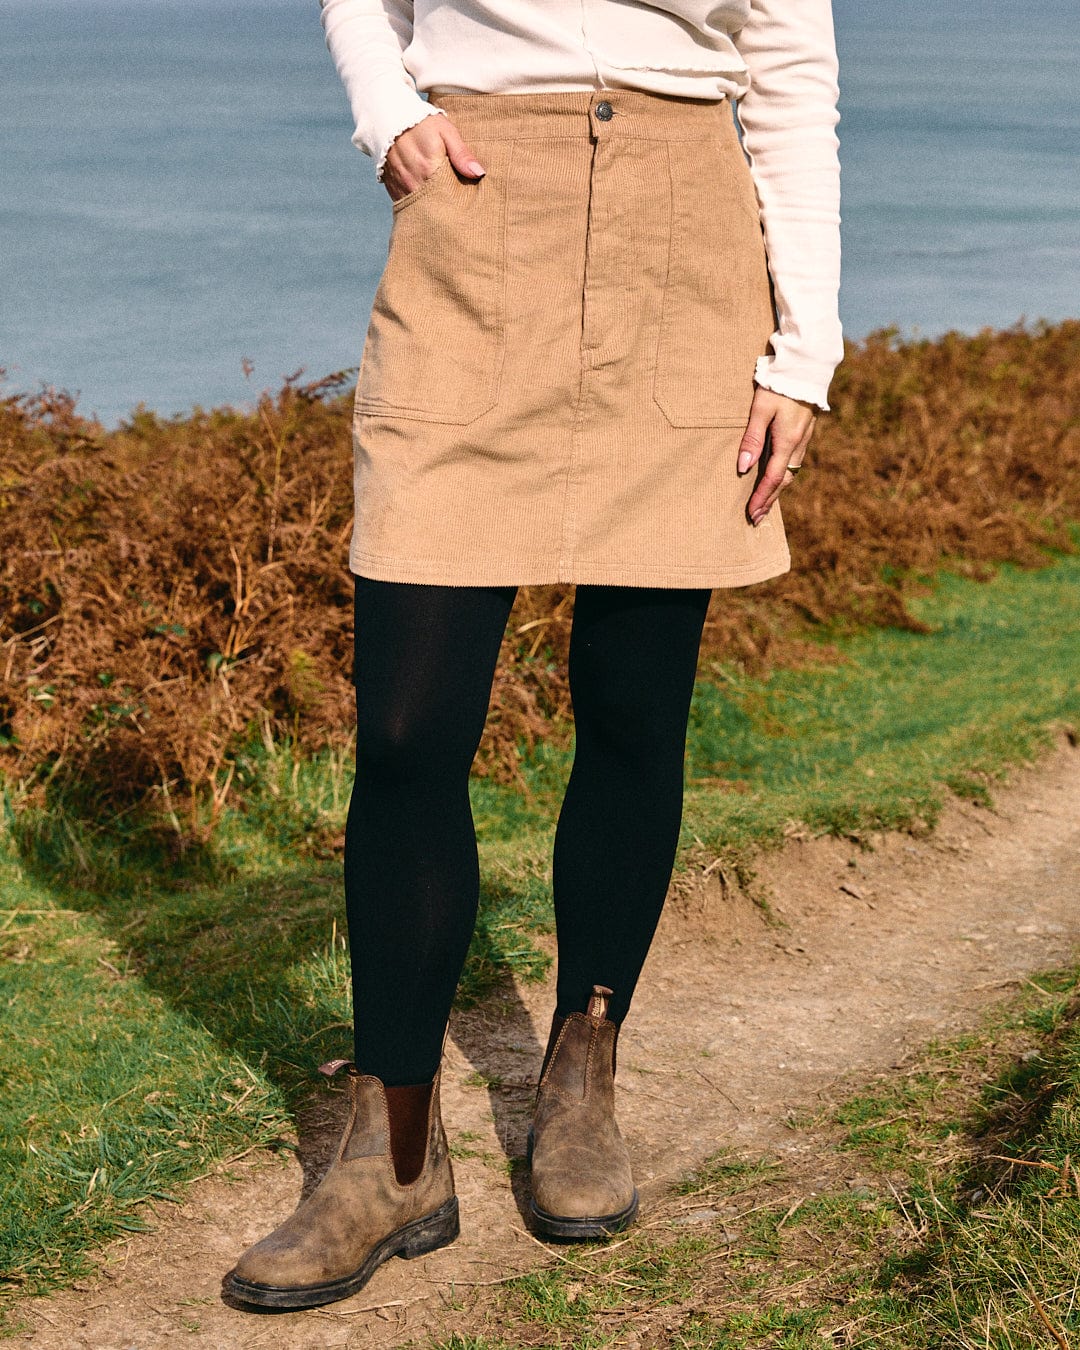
[227,0,842,1310]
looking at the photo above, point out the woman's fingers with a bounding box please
[382,118,449,199]
[746,445,790,525]
[740,387,817,525]
[438,120,486,180]
[747,428,813,524]
[736,396,773,475]
[382,116,484,202]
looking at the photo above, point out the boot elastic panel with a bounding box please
[385,1081,436,1186]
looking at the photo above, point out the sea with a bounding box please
[1,0,1078,427]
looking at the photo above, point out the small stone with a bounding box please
[673,1207,724,1227]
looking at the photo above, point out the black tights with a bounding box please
[345,577,711,1085]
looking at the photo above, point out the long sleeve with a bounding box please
[732,0,843,411]
[319,0,446,180]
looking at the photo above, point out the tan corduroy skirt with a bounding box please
[349,88,790,588]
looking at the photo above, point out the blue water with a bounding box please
[837,0,1080,341]
[1,0,1078,426]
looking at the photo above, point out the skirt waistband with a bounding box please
[426,88,734,142]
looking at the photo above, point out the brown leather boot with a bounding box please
[528,985,638,1238]
[226,1061,458,1308]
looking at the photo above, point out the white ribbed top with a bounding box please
[318,0,843,410]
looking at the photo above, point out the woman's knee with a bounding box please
[354,697,481,786]
[571,676,689,770]
[567,586,708,761]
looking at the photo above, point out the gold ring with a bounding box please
[787,463,804,475]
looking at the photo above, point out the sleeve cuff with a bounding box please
[359,101,448,182]
[753,356,835,413]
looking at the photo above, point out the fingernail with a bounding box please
[466,159,485,177]
[737,451,752,474]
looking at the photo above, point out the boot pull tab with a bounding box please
[318,1058,353,1078]
[587,985,613,1024]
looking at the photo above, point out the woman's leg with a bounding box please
[345,575,517,1086]
[230,576,514,1305]
[529,584,710,1237]
[551,584,712,1026]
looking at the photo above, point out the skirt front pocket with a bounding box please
[652,126,776,429]
[354,141,512,425]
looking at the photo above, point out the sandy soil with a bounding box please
[16,735,1080,1349]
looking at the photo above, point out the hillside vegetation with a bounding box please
[2,319,1078,838]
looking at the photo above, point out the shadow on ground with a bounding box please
[12,803,553,1135]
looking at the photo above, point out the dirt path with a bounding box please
[18,737,1080,1349]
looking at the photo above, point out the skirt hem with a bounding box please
[348,548,792,590]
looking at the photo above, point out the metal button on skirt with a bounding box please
[349,87,790,588]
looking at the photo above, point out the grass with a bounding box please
[424,966,1080,1349]
[684,552,1080,852]
[0,852,290,1296]
[0,550,1077,1313]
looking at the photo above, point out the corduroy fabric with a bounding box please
[350,87,791,588]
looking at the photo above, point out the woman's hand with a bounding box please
[381,116,486,203]
[737,386,818,526]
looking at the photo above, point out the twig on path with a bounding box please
[299,1020,352,1045]
[511,1225,639,1290]
[184,1139,295,1187]
[1019,976,1059,999]
[549,1233,636,1255]
[307,1294,430,1317]
[0,906,81,922]
[694,1066,740,1108]
[617,1082,676,1105]
[223,1082,258,1114]
[983,1154,1055,1170]
[886,1176,923,1238]
[426,1270,536,1288]
[1026,1287,1069,1350]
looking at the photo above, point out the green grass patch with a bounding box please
[1,553,1078,1312]
[683,553,1080,853]
[0,853,290,1301]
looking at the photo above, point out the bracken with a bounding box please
[1,318,1077,838]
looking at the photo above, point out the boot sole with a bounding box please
[225,1195,460,1309]
[529,1190,639,1240]
[526,1126,639,1239]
